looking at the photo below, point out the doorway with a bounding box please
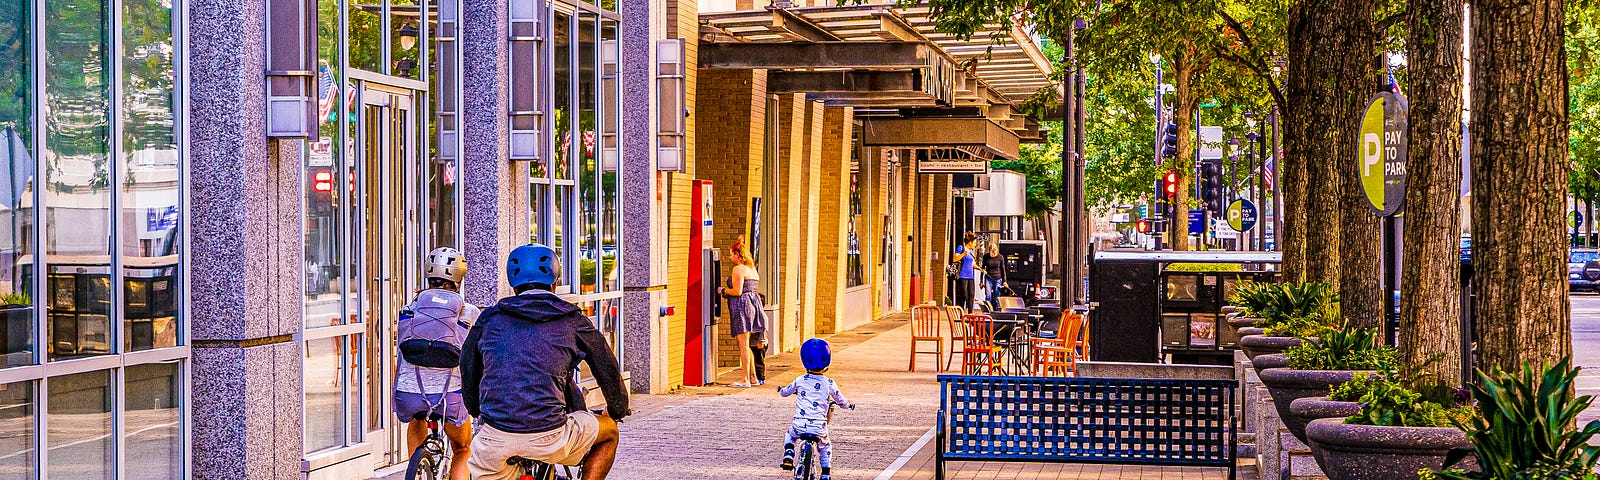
[356,82,422,467]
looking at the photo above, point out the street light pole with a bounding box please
[1152,56,1164,251]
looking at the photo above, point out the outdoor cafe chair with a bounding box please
[909,305,945,372]
[1029,337,1073,377]
[960,314,1004,375]
[943,305,968,371]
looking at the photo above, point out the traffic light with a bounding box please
[1199,161,1224,212]
[1136,219,1151,234]
[1161,123,1179,159]
[1163,170,1179,199]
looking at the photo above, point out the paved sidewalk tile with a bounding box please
[610,313,945,480]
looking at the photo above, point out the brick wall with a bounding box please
[694,69,767,369]
[814,107,853,334]
[798,101,825,342]
[664,0,699,389]
[775,94,807,354]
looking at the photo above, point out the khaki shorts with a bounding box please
[467,412,602,480]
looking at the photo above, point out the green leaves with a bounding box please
[1251,280,1341,336]
[1286,327,1397,371]
[1342,374,1472,428]
[1431,358,1600,480]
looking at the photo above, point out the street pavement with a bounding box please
[1572,293,1600,424]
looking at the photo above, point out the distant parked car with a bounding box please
[1460,236,1471,263]
[1569,249,1600,292]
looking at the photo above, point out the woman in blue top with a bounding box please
[951,232,978,310]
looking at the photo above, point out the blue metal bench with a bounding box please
[936,375,1237,480]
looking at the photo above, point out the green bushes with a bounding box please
[1286,327,1396,371]
[1230,280,1340,337]
[1335,373,1472,428]
[1429,358,1600,480]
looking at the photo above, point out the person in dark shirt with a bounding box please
[981,240,1008,307]
[460,243,630,480]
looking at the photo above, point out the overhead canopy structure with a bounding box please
[700,4,1058,145]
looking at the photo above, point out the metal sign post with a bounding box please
[1359,92,1408,345]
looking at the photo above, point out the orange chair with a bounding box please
[1065,313,1089,360]
[943,305,968,371]
[1029,337,1072,376]
[909,305,945,371]
[960,314,1004,375]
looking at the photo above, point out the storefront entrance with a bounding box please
[358,81,424,467]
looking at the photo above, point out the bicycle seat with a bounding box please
[411,412,445,422]
[508,456,538,468]
[795,433,823,442]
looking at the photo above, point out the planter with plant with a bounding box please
[1227,281,1274,328]
[1252,352,1289,374]
[1307,370,1475,480]
[1261,326,1395,443]
[1423,358,1599,480]
[1289,372,1377,433]
[1239,281,1338,359]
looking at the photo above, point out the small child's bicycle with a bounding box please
[790,403,854,480]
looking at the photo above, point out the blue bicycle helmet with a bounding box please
[507,243,559,289]
[800,338,831,371]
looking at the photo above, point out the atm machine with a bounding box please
[685,180,722,386]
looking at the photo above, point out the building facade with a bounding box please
[0,0,1053,477]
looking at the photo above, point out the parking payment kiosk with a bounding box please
[686,180,722,386]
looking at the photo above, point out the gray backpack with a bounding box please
[398,289,469,368]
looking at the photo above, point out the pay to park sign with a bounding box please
[1359,92,1408,216]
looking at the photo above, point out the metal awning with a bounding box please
[699,5,1058,106]
[860,117,1021,160]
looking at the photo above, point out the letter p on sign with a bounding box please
[1363,132,1382,177]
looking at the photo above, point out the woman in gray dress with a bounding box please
[722,236,768,387]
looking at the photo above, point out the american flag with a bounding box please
[1260,155,1276,191]
[317,65,336,122]
[1386,66,1404,99]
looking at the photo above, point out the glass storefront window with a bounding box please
[48,370,113,479]
[348,2,383,73]
[576,13,597,294]
[123,0,180,352]
[552,11,571,181]
[45,0,113,361]
[0,0,35,369]
[125,361,181,480]
[390,0,421,80]
[0,381,33,480]
[847,169,864,287]
[303,336,346,453]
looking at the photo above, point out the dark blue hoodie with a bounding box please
[460,290,630,434]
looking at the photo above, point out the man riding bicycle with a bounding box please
[460,243,630,480]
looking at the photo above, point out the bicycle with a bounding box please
[790,404,854,480]
[507,456,576,480]
[404,413,451,480]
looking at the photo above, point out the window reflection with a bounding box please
[307,0,348,330]
[303,337,346,453]
[600,21,619,293]
[348,2,383,73]
[125,361,181,480]
[0,0,35,368]
[122,0,179,352]
[47,370,112,479]
[552,11,571,181]
[390,0,421,79]
[0,381,33,480]
[45,0,112,361]
[577,13,596,294]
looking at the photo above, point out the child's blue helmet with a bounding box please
[507,243,559,289]
[800,338,831,371]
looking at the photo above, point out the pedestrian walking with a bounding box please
[951,233,978,311]
[722,236,768,387]
[981,238,1008,308]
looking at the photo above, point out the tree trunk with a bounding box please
[1169,54,1197,251]
[1286,0,1346,288]
[1399,0,1465,388]
[1470,0,1572,372]
[1280,104,1308,280]
[1335,0,1383,330]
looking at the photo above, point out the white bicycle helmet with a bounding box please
[424,247,468,284]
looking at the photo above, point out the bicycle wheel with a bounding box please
[404,445,442,480]
[793,441,816,480]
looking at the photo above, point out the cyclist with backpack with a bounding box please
[394,247,478,480]
[460,243,630,480]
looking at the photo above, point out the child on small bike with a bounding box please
[779,338,852,480]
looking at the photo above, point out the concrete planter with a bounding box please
[1289,396,1363,437]
[1260,368,1370,444]
[1239,334,1303,359]
[1306,418,1472,480]
[1239,327,1265,337]
[1251,353,1289,375]
[1228,316,1263,328]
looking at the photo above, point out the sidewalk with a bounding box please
[610,312,943,480]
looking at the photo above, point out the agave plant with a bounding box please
[1432,358,1600,480]
[1228,281,1275,317]
[1285,327,1396,371]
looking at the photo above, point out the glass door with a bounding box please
[357,82,421,466]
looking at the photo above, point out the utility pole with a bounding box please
[1059,28,1077,302]
[1073,19,1089,305]
[1152,56,1164,251]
